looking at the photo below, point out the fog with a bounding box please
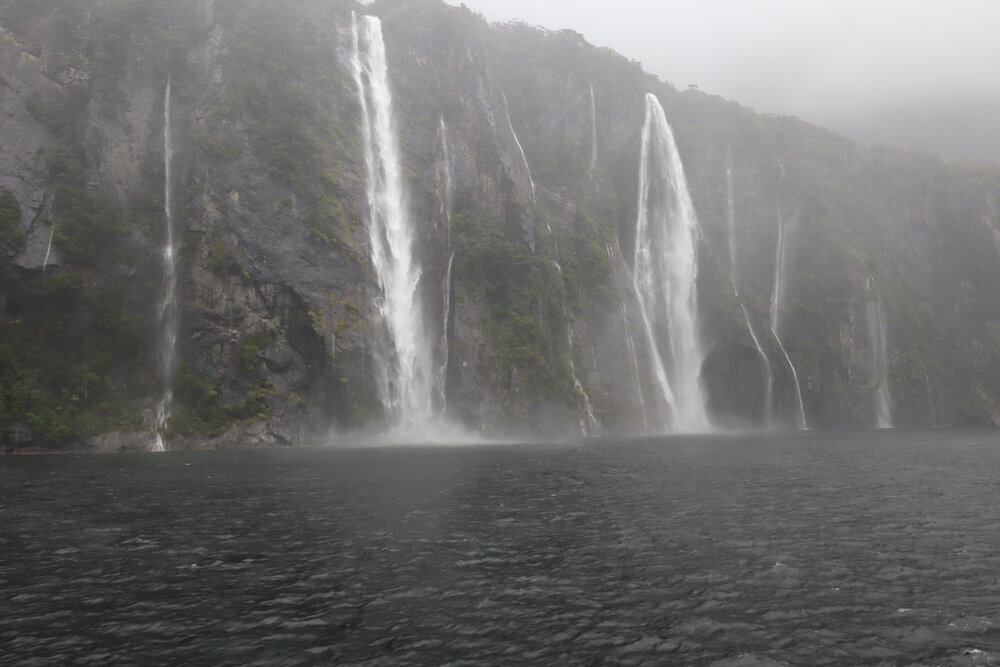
[446,0,1000,162]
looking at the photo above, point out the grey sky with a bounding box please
[443,0,1000,126]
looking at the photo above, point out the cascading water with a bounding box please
[440,118,453,225]
[769,210,807,430]
[42,225,54,273]
[621,302,650,431]
[726,151,774,427]
[548,262,601,435]
[351,13,435,434]
[631,93,710,433]
[152,79,180,453]
[864,277,893,428]
[589,85,598,177]
[610,241,652,431]
[438,252,454,416]
[501,91,535,201]
[436,119,453,416]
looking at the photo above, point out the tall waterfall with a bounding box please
[631,93,710,433]
[726,152,774,426]
[351,13,435,433]
[437,119,453,416]
[864,277,893,428]
[153,79,180,452]
[589,85,598,176]
[501,91,535,201]
[769,210,807,430]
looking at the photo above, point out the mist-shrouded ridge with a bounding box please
[865,277,894,428]
[631,92,710,433]
[769,208,807,430]
[351,13,436,434]
[726,151,774,427]
[153,78,179,453]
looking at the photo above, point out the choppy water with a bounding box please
[2,429,1000,665]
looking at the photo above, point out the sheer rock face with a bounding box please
[1,0,999,452]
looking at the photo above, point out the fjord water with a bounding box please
[4,430,1000,665]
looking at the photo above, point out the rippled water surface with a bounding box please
[3,429,1000,665]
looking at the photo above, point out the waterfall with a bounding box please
[351,13,435,433]
[589,85,598,177]
[152,78,180,452]
[566,315,601,436]
[726,151,774,427]
[438,252,454,416]
[42,224,54,273]
[864,277,893,428]
[549,261,601,436]
[769,210,807,430]
[621,303,649,431]
[440,118,453,225]
[501,91,535,201]
[630,93,710,433]
[436,119,453,416]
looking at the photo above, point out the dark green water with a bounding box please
[2,429,1000,665]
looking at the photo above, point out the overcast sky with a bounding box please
[443,0,1000,127]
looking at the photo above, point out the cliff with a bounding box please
[1,0,999,452]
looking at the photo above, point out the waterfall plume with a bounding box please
[630,93,710,433]
[351,13,436,435]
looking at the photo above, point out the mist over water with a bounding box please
[4,430,1000,665]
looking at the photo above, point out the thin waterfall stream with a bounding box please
[437,119,453,416]
[865,277,894,428]
[589,85,598,177]
[726,152,774,427]
[501,91,535,201]
[152,78,180,452]
[769,210,807,430]
[42,224,54,273]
